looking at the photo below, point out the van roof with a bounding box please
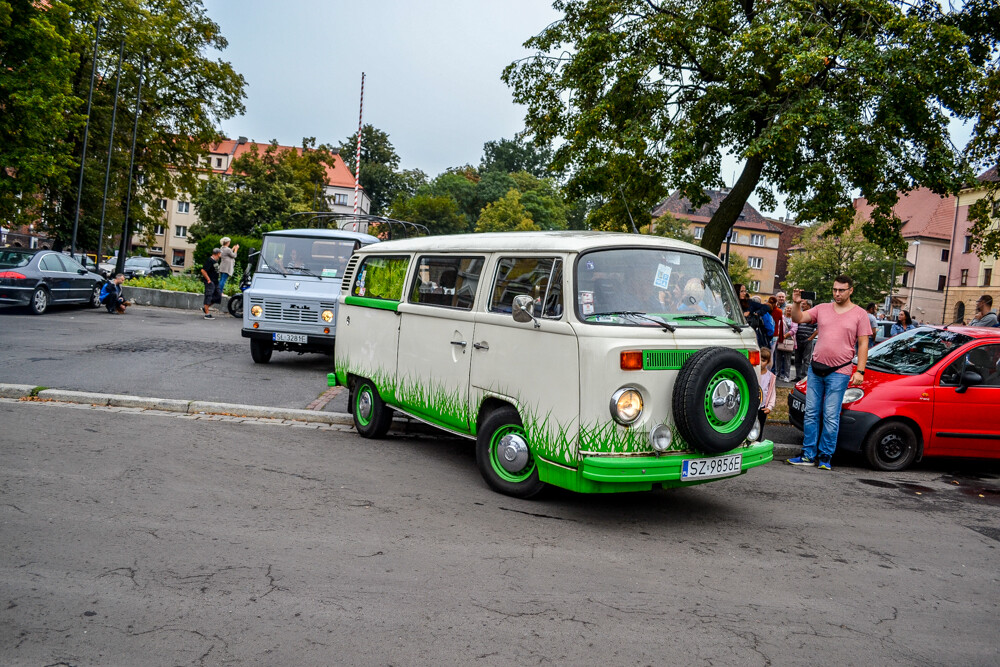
[354,230,714,256]
[264,228,380,243]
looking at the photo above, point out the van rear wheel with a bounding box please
[353,377,393,438]
[476,406,544,499]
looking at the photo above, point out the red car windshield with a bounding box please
[866,327,973,375]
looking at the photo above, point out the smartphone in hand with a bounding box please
[799,290,816,301]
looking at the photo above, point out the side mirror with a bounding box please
[78,269,87,275]
[511,294,538,327]
[955,369,983,394]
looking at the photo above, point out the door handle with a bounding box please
[473,342,489,350]
[451,340,467,348]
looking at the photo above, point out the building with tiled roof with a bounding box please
[135,137,371,272]
[653,189,801,296]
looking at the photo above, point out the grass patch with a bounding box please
[771,386,792,422]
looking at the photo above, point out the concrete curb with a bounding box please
[0,384,37,399]
[122,285,229,311]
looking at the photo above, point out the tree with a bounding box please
[0,0,81,228]
[338,124,405,215]
[481,136,554,178]
[503,0,999,256]
[642,211,695,244]
[39,0,246,252]
[389,193,467,236]
[421,170,480,229]
[724,252,754,291]
[475,190,539,232]
[509,171,569,230]
[191,140,336,237]
[784,224,897,308]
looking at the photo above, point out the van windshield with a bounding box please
[575,247,743,327]
[257,236,356,279]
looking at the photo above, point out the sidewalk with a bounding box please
[0,383,801,458]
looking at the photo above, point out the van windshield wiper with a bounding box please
[258,256,286,277]
[673,313,742,333]
[289,266,322,279]
[589,311,676,333]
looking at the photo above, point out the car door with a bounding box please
[929,343,1000,456]
[395,255,485,433]
[58,254,92,300]
[38,253,74,302]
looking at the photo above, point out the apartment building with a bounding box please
[138,137,371,272]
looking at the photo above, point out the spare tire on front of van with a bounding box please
[672,347,759,455]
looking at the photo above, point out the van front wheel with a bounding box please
[250,338,272,364]
[476,406,544,499]
[353,378,393,438]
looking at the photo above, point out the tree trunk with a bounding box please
[700,155,765,255]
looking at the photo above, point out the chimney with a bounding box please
[237,136,247,145]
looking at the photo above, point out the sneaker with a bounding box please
[786,456,815,466]
[204,313,214,319]
[817,460,833,471]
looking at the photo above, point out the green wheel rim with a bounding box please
[489,424,536,483]
[355,385,374,427]
[702,369,750,434]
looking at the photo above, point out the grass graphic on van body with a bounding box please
[336,360,695,463]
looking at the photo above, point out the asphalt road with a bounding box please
[0,302,805,446]
[1,398,998,665]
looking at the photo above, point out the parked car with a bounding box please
[0,248,105,314]
[873,319,896,344]
[64,252,108,278]
[122,256,173,278]
[788,326,1000,471]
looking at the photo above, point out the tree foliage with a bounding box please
[476,190,539,232]
[481,136,555,178]
[11,0,246,252]
[191,139,337,238]
[724,252,754,291]
[388,193,468,236]
[784,224,897,308]
[503,0,999,256]
[642,210,695,244]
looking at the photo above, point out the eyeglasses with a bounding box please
[831,287,851,293]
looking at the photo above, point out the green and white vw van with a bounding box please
[333,231,773,497]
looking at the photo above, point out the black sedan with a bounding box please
[0,248,105,314]
[122,256,173,278]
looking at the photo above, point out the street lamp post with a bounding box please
[909,240,921,313]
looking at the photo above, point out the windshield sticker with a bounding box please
[580,291,594,315]
[653,263,672,289]
[665,252,681,265]
[321,268,339,277]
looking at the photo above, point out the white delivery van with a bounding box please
[241,228,379,363]
[333,231,773,497]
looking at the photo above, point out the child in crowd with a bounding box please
[757,347,776,441]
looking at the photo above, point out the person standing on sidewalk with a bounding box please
[775,304,797,381]
[786,276,871,471]
[200,248,222,320]
[865,302,879,347]
[757,347,776,441]
[218,237,239,293]
[969,295,998,327]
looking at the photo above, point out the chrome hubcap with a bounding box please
[358,391,372,421]
[710,379,741,422]
[497,433,530,474]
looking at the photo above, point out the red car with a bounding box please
[788,326,1000,471]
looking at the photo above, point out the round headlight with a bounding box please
[649,423,672,452]
[250,304,262,318]
[842,388,864,404]
[321,309,334,322]
[610,387,643,425]
[747,418,761,443]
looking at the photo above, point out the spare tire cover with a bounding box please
[671,347,759,455]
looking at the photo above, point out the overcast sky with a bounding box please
[200,1,975,220]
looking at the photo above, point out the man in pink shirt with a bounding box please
[786,275,871,470]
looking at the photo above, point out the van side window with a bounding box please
[352,256,409,301]
[409,256,484,310]
[490,257,563,319]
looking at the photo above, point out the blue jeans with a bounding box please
[218,273,230,292]
[802,368,850,462]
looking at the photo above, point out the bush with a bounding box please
[192,234,262,276]
[127,274,205,293]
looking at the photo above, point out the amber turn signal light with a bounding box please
[620,350,643,371]
[749,350,760,367]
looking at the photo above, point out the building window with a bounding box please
[157,198,167,210]
[177,201,190,214]
[750,280,761,292]
[333,193,349,206]
[748,256,763,270]
[749,233,765,247]
[172,249,186,266]
[693,226,704,240]
[215,157,222,168]
[941,248,949,262]
[937,275,946,291]
[149,246,163,254]
[686,207,696,214]
[964,236,972,253]
[153,224,164,236]
[901,271,908,287]
[985,268,994,287]
[175,225,187,238]
[961,269,969,286]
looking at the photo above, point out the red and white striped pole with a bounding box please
[352,72,365,228]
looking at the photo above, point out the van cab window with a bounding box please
[257,237,356,279]
[352,255,409,300]
[410,256,484,310]
[576,247,739,327]
[490,257,563,318]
